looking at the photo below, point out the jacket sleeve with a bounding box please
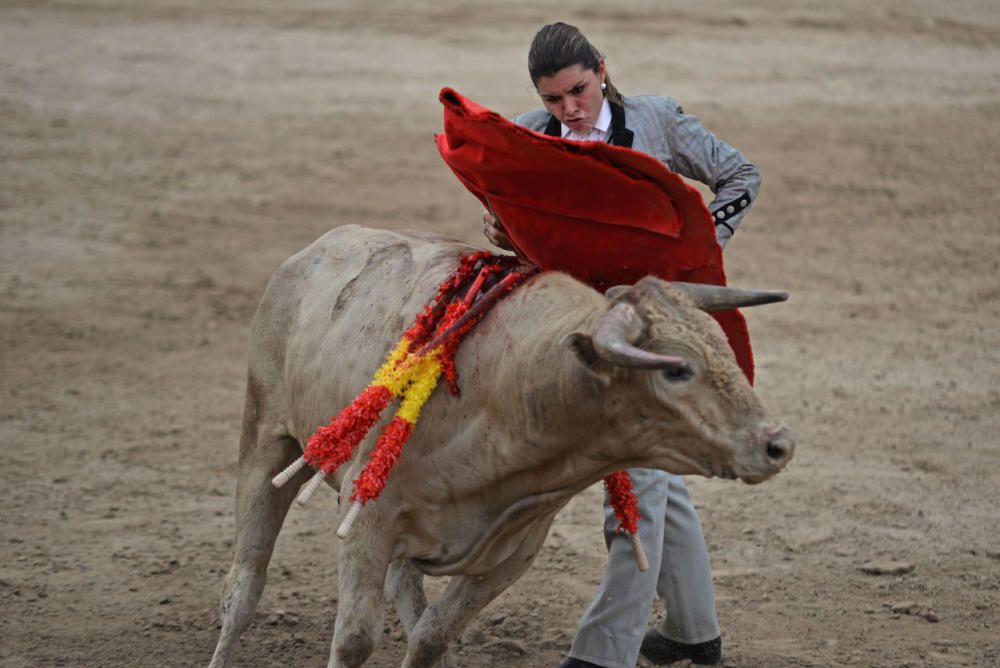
[662,99,761,249]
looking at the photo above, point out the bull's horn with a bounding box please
[670,282,788,312]
[592,302,691,371]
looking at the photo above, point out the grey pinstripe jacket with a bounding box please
[514,96,760,247]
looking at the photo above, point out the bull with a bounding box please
[208,225,794,668]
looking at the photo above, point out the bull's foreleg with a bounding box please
[401,523,551,668]
[209,410,307,668]
[328,510,394,668]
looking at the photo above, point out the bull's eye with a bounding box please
[662,366,694,383]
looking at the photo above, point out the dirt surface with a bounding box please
[2,1,999,666]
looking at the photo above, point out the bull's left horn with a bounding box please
[670,282,788,312]
[592,303,690,371]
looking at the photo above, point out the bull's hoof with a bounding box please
[639,630,722,666]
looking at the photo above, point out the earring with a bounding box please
[601,82,607,90]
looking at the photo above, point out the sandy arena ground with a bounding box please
[2,1,999,666]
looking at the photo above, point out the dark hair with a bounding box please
[527,22,624,106]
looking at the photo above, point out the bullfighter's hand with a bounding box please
[482,209,514,251]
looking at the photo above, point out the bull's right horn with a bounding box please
[592,302,691,371]
[670,282,788,312]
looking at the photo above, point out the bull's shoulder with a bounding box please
[285,225,456,269]
[249,225,482,359]
[267,225,470,295]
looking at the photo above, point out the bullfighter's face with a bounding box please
[535,62,606,136]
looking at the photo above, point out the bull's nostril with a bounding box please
[766,442,786,461]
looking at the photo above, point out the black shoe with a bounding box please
[558,658,607,668]
[639,629,722,665]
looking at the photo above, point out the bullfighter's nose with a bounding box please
[762,426,795,468]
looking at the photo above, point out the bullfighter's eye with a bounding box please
[662,366,694,383]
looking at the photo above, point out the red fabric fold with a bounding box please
[434,88,754,382]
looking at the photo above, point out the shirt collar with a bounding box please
[560,97,612,139]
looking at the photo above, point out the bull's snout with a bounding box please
[737,425,795,484]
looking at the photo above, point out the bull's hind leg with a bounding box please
[401,522,552,668]
[385,559,428,634]
[327,514,395,668]
[385,560,458,668]
[209,382,307,668]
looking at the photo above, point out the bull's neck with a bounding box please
[449,275,642,497]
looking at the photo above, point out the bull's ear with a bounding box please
[562,332,614,386]
[604,285,631,301]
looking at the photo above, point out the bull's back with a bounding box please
[249,225,475,445]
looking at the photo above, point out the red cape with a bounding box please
[434,88,754,382]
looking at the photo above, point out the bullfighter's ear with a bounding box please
[562,332,614,386]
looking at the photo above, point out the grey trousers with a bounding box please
[568,468,720,668]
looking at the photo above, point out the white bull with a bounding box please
[208,225,794,668]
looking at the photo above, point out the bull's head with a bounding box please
[564,277,795,484]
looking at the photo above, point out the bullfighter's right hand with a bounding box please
[482,209,514,251]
